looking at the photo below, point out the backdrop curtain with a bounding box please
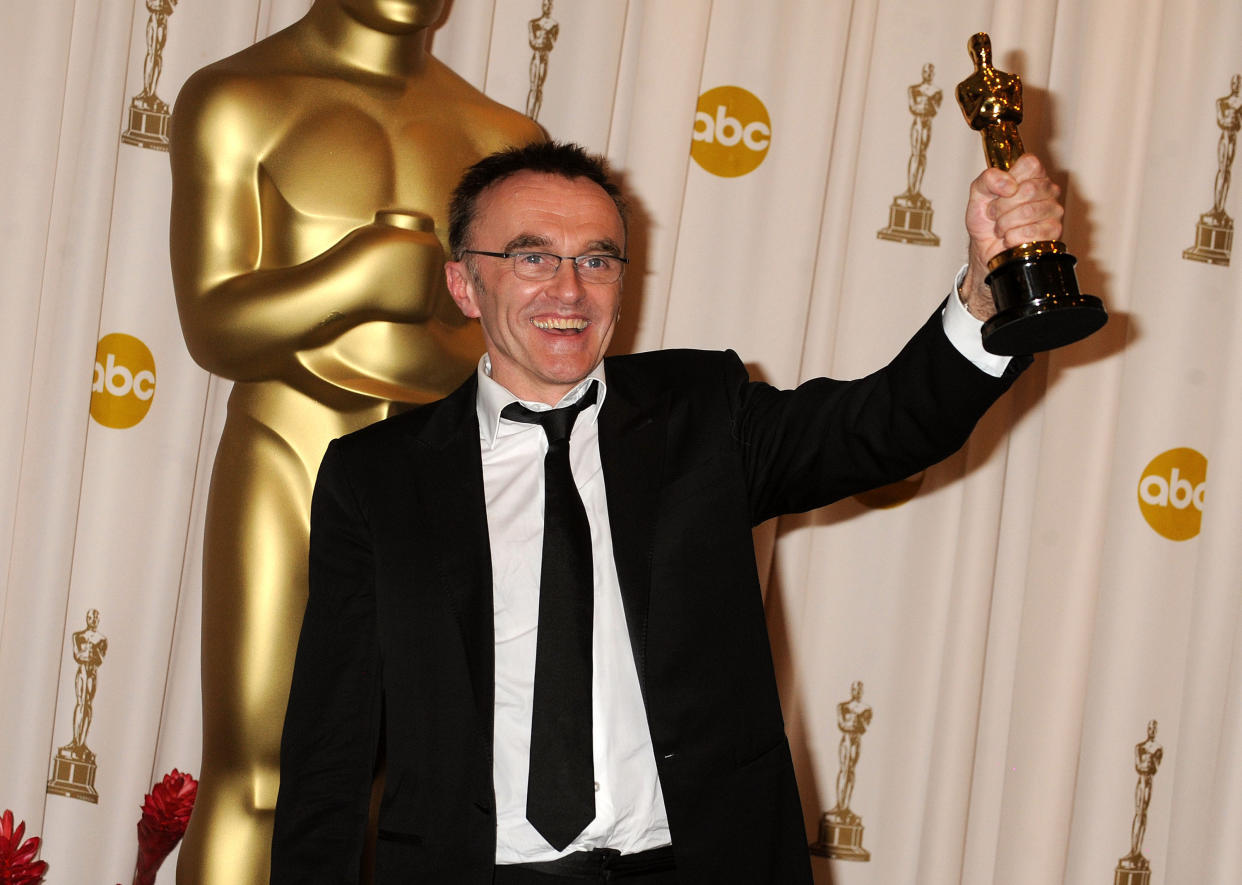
[1,1,1238,882]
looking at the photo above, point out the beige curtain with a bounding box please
[1,1,1238,882]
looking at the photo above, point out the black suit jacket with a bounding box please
[271,307,1028,884]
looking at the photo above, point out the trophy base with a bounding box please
[47,750,99,804]
[121,99,171,152]
[982,242,1107,355]
[1114,864,1151,885]
[809,813,871,862]
[877,196,940,246]
[1182,211,1233,266]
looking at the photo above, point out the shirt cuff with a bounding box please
[941,265,1012,378]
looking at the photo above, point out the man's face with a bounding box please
[446,171,625,405]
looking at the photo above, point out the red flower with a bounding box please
[132,769,197,885]
[0,810,49,885]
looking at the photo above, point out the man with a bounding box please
[271,141,1063,883]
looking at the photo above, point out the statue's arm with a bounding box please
[169,72,448,382]
[956,81,983,123]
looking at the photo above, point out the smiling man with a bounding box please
[271,141,1062,884]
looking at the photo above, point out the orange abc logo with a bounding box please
[691,85,771,178]
[90,333,156,429]
[1137,447,1207,541]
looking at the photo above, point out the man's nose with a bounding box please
[546,259,587,300]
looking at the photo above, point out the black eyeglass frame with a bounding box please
[458,249,629,283]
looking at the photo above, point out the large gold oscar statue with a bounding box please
[168,2,542,881]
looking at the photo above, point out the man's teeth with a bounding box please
[533,317,588,331]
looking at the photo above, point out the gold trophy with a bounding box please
[121,0,178,151]
[810,681,873,862]
[1114,720,1163,885]
[956,33,1107,355]
[47,609,108,803]
[878,63,943,246]
[1182,74,1241,266]
[167,1,542,880]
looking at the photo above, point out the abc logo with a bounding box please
[691,85,771,178]
[90,333,156,429]
[1137,447,1207,541]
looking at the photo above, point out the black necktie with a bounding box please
[500,381,598,851]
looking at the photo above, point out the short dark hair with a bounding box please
[448,141,628,259]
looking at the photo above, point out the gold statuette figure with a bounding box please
[878,63,943,246]
[121,0,178,150]
[955,32,1107,355]
[168,1,543,882]
[525,0,559,121]
[1114,720,1163,885]
[1183,74,1241,266]
[47,609,109,804]
[810,681,873,862]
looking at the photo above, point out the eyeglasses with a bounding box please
[459,250,628,284]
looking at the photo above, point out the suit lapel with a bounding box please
[402,376,495,741]
[597,358,668,697]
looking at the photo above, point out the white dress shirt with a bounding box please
[477,358,672,863]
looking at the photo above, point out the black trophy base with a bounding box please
[982,242,1107,355]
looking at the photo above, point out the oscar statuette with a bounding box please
[956,32,1107,355]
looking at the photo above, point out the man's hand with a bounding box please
[960,153,1065,320]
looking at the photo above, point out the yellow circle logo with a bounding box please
[691,85,771,178]
[1137,448,1207,541]
[90,333,156,429]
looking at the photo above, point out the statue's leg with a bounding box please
[177,416,312,885]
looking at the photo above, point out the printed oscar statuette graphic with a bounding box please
[810,681,873,862]
[525,0,559,122]
[1183,74,1241,266]
[1114,720,1163,885]
[46,609,109,804]
[121,0,178,151]
[878,63,943,246]
[956,32,1107,355]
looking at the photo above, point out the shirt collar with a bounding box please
[475,354,608,448]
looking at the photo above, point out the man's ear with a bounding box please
[444,260,481,319]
